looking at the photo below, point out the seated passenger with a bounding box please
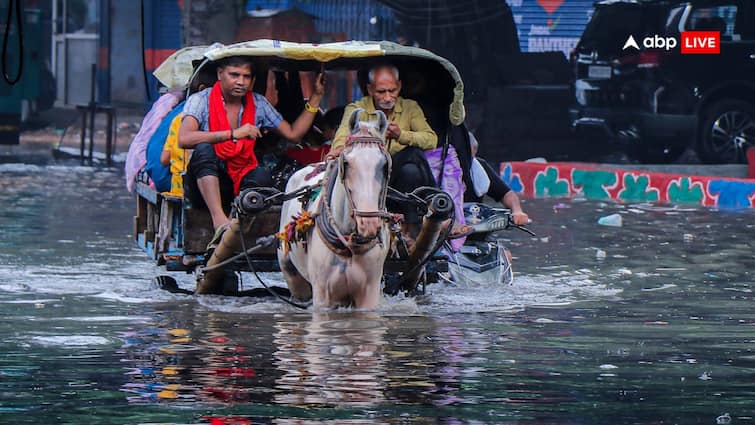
[146,100,186,193]
[286,106,343,165]
[178,56,325,233]
[160,113,189,197]
[158,74,216,197]
[423,130,468,251]
[126,89,184,193]
[464,131,529,225]
[332,64,437,236]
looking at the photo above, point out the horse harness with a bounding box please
[315,135,393,257]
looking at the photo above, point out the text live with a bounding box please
[680,31,720,54]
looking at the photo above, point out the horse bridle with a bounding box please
[315,136,392,256]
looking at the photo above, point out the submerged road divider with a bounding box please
[499,161,755,209]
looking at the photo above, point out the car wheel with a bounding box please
[698,99,755,164]
[151,275,178,291]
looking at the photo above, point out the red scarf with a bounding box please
[208,81,257,195]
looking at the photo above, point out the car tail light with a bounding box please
[638,51,664,68]
[616,51,665,68]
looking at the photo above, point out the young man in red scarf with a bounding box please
[179,56,325,235]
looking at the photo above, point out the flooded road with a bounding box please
[0,163,753,424]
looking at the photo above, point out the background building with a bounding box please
[5,0,595,160]
[11,0,596,110]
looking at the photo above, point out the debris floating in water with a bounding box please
[596,249,607,259]
[699,371,712,380]
[597,213,623,227]
[716,413,731,424]
[641,283,677,292]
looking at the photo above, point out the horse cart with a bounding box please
[132,40,526,307]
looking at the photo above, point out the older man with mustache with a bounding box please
[332,64,438,237]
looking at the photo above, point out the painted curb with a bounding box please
[499,161,755,209]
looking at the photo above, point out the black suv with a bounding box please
[569,0,755,163]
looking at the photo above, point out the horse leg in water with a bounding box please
[279,254,312,301]
[305,228,388,309]
[279,109,391,310]
[277,165,320,302]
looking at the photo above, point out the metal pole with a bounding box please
[51,0,57,81]
[88,63,96,165]
[79,108,87,165]
[105,108,113,167]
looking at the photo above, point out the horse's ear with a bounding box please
[375,110,388,138]
[349,108,364,135]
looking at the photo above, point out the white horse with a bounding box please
[277,109,392,309]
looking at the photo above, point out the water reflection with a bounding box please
[118,311,524,414]
[273,312,388,407]
[119,308,282,406]
[3,164,755,424]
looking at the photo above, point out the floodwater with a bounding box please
[0,163,753,424]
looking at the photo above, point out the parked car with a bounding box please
[569,0,755,163]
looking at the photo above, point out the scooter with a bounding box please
[443,203,535,285]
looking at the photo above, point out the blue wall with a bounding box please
[142,0,183,102]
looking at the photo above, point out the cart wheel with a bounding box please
[222,270,240,296]
[383,272,402,296]
[151,275,193,294]
[382,271,422,296]
[152,275,177,290]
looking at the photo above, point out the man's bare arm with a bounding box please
[502,191,529,225]
[276,107,319,142]
[276,73,326,142]
[178,115,234,149]
[160,149,170,166]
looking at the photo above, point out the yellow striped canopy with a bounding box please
[153,39,465,125]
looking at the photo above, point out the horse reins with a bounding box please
[316,136,392,256]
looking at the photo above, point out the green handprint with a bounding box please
[619,174,659,202]
[534,167,569,197]
[668,177,704,205]
[572,170,617,199]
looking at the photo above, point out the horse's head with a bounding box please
[340,109,391,240]
[348,107,389,140]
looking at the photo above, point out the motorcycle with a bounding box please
[443,203,534,286]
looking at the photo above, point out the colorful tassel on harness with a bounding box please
[277,211,315,255]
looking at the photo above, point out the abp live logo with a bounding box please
[681,31,720,54]
[623,31,720,54]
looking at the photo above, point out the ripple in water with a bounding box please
[28,335,112,347]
